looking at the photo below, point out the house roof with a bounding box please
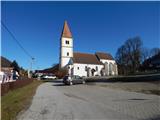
[0,56,12,67]
[95,52,114,60]
[72,52,103,65]
[61,21,72,38]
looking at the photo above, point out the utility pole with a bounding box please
[28,57,35,78]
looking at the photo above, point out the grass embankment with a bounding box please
[1,80,43,120]
[99,82,160,95]
[86,74,160,95]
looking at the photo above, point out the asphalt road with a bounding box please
[17,79,160,120]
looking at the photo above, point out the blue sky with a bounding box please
[1,1,160,70]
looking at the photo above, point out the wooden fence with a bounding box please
[1,77,33,96]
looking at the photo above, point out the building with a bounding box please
[59,21,118,77]
[0,56,14,83]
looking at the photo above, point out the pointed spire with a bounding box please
[61,21,72,38]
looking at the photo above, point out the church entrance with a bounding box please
[91,69,96,76]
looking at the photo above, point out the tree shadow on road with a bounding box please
[52,84,66,86]
[42,79,62,83]
[144,115,160,120]
[41,79,66,86]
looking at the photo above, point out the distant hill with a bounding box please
[0,56,12,67]
[43,64,59,73]
[35,64,67,78]
[35,64,59,73]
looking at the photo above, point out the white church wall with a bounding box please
[100,59,116,64]
[61,58,71,68]
[87,64,103,76]
[73,64,87,77]
[100,59,117,75]
[73,63,103,77]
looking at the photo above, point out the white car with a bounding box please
[41,75,56,80]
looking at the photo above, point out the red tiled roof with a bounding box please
[61,21,72,38]
[1,56,12,67]
[73,52,103,65]
[95,52,114,60]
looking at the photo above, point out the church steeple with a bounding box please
[59,21,73,68]
[61,21,72,38]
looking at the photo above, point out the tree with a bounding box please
[141,47,150,62]
[10,60,20,72]
[150,48,160,57]
[116,36,143,75]
[115,45,128,75]
[19,67,28,76]
[55,68,68,79]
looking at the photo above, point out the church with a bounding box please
[59,21,118,77]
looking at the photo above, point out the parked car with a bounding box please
[63,75,85,85]
[41,75,57,80]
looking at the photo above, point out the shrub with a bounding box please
[55,68,68,79]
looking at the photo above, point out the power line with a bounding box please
[1,21,34,59]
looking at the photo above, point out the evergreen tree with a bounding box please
[10,60,20,72]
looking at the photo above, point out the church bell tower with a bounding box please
[59,21,73,69]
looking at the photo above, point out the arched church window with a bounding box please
[67,52,69,56]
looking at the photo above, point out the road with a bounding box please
[17,79,160,120]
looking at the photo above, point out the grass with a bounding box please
[86,74,160,95]
[1,80,43,120]
[98,82,160,96]
[141,90,160,95]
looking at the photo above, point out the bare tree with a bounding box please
[141,47,150,62]
[116,36,143,75]
[150,48,160,57]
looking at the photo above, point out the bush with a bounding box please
[55,68,68,79]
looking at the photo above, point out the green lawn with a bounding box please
[1,80,43,120]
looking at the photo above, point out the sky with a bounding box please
[1,1,160,70]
